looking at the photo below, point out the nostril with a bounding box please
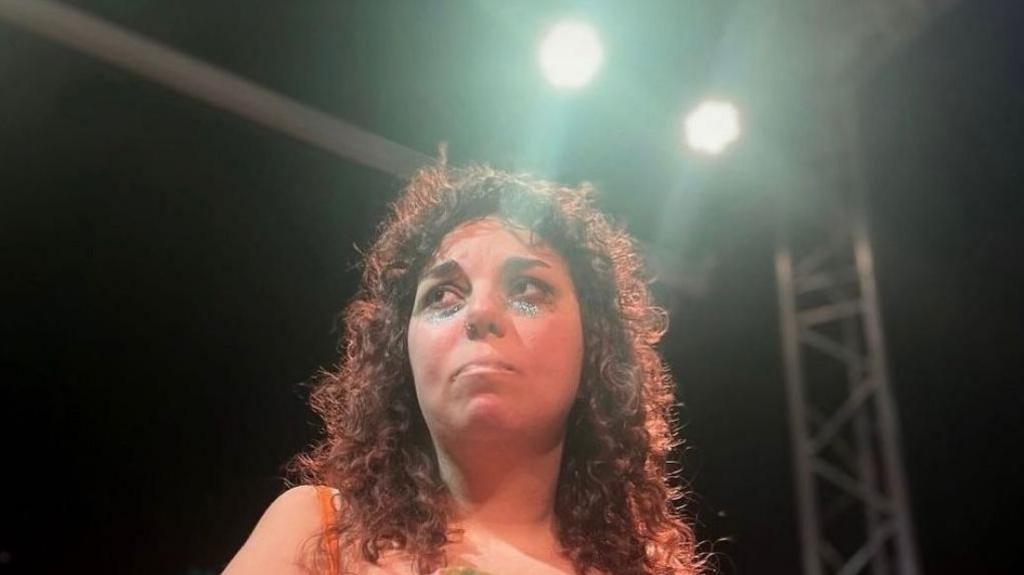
[464,318,504,339]
[488,319,505,336]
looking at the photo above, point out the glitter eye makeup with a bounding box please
[508,298,540,317]
[506,276,553,318]
[415,264,556,324]
[426,303,464,323]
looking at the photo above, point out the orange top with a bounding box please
[314,485,341,575]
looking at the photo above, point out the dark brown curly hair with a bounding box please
[290,164,702,575]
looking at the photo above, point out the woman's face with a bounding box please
[407,217,584,449]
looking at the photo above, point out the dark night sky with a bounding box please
[1,1,1021,574]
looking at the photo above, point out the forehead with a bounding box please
[431,216,564,268]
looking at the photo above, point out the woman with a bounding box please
[223,165,702,575]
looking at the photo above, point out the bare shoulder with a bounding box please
[222,485,339,575]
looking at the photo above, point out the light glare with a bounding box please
[539,21,603,89]
[684,100,741,155]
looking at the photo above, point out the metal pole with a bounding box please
[844,98,922,575]
[0,0,433,178]
[775,232,825,575]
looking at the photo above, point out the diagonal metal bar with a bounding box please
[811,459,891,513]
[798,300,862,327]
[0,0,433,178]
[837,520,896,575]
[808,376,878,455]
[820,541,845,573]
[800,327,865,369]
[808,407,859,478]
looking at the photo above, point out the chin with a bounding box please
[460,395,518,428]
[456,401,567,448]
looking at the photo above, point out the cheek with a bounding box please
[407,318,460,392]
[519,311,584,390]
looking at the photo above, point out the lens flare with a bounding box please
[539,21,604,89]
[684,100,741,155]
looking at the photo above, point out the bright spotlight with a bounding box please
[539,21,603,89]
[684,100,741,155]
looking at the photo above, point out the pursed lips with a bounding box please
[451,360,518,380]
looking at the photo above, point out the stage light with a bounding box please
[538,21,603,89]
[684,100,740,155]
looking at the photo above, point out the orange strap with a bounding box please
[315,485,341,575]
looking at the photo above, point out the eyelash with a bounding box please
[420,277,553,320]
[422,285,464,321]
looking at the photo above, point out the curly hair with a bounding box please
[289,164,702,575]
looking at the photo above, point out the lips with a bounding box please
[452,360,517,380]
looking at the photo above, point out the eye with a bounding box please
[415,280,464,317]
[423,284,463,309]
[508,277,552,302]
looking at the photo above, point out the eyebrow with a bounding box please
[417,256,552,283]
[419,259,461,283]
[503,256,551,275]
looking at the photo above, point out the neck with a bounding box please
[437,437,565,537]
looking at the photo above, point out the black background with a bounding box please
[1,1,1021,573]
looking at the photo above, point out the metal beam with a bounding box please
[0,0,433,178]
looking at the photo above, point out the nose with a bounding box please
[463,289,507,340]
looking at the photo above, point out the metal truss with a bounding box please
[773,100,921,575]
[766,1,961,572]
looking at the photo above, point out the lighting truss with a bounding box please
[773,101,921,575]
